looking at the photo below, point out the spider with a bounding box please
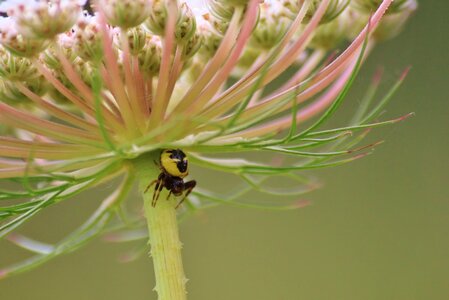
[145,149,196,208]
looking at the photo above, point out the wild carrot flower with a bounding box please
[0,0,415,298]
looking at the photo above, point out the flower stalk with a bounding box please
[134,153,187,300]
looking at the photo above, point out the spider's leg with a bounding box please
[152,180,160,206]
[144,179,157,194]
[152,174,165,207]
[152,181,163,207]
[166,190,172,201]
[175,180,196,209]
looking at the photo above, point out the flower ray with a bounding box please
[187,0,260,115]
[34,61,110,124]
[150,0,178,125]
[16,82,100,132]
[206,0,312,110]
[118,30,148,132]
[172,7,244,114]
[98,13,137,135]
[0,102,104,147]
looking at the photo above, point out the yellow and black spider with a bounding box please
[145,149,196,208]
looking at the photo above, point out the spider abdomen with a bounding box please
[160,149,189,178]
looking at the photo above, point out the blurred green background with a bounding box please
[1,1,448,299]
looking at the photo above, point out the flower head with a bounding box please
[0,0,414,278]
[98,0,151,29]
[0,0,85,40]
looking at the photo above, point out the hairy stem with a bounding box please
[133,154,187,300]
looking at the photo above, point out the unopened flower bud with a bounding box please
[43,33,77,70]
[137,35,162,77]
[0,78,25,104]
[123,26,147,56]
[283,0,349,24]
[0,46,39,81]
[176,2,197,43]
[250,2,289,49]
[146,1,198,43]
[0,0,85,40]
[207,0,250,21]
[97,0,151,29]
[280,0,300,19]
[0,17,49,57]
[0,74,47,105]
[73,13,104,62]
[182,31,202,59]
[72,57,95,86]
[145,0,168,36]
[207,14,229,36]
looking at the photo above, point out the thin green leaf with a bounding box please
[261,146,353,157]
[0,172,134,279]
[0,190,63,239]
[360,67,410,124]
[351,68,383,123]
[190,152,370,175]
[304,113,413,137]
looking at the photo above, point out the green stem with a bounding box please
[132,154,187,300]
